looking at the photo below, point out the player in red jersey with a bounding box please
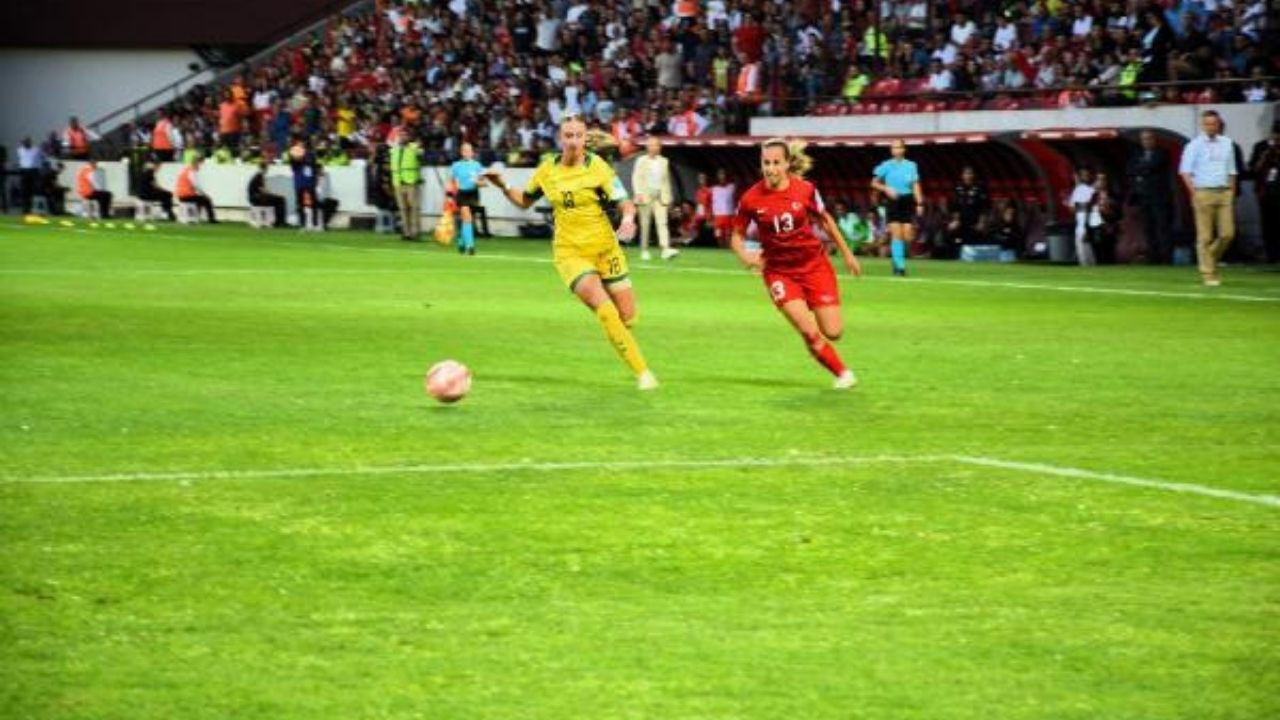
[730,138,862,389]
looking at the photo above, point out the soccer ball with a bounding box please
[425,360,472,404]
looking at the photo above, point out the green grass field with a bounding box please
[2,216,1277,719]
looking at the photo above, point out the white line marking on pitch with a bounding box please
[3,453,1276,509]
[1,454,938,485]
[952,455,1280,508]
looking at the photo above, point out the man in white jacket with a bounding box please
[631,136,679,260]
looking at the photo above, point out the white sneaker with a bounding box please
[637,370,659,390]
[833,370,858,390]
[661,247,680,260]
[641,250,652,261]
[1204,277,1221,287]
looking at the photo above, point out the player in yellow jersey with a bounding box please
[484,115,659,390]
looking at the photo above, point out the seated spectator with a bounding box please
[316,166,340,230]
[990,201,1025,256]
[832,199,873,256]
[926,59,954,93]
[174,157,218,223]
[671,201,710,247]
[1087,172,1123,264]
[861,208,890,258]
[939,211,968,259]
[247,161,287,228]
[75,159,112,218]
[137,161,176,221]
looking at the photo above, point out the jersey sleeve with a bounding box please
[524,161,546,200]
[908,161,920,186]
[810,185,826,215]
[872,160,886,180]
[597,160,629,202]
[732,191,753,233]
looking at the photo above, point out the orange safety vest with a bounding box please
[76,166,95,198]
[153,119,173,150]
[65,127,88,154]
[175,166,196,197]
[736,62,760,101]
[218,102,240,134]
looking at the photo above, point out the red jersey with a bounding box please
[695,185,712,220]
[732,177,828,271]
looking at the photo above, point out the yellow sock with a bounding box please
[595,302,648,376]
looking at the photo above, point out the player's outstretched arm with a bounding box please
[820,211,862,277]
[729,228,761,271]
[616,199,637,242]
[482,171,535,209]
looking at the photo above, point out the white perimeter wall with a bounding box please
[56,161,547,233]
[0,48,211,152]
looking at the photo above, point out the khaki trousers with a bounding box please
[395,183,422,238]
[1192,188,1234,279]
[638,201,670,251]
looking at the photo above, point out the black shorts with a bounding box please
[455,189,481,208]
[885,195,916,223]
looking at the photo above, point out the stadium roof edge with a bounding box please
[1019,128,1121,140]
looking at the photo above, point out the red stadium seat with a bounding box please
[866,78,901,98]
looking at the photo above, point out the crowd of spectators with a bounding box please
[30,0,1274,167]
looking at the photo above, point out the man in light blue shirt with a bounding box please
[1179,110,1238,286]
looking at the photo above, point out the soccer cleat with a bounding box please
[661,247,680,260]
[833,369,858,390]
[1204,277,1221,287]
[637,369,659,390]
[641,250,652,261]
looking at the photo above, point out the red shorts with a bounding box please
[762,262,840,309]
[713,215,734,236]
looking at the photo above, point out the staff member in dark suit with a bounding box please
[137,161,176,221]
[1126,129,1173,264]
[1248,124,1280,264]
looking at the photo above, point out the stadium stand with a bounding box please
[53,0,1274,165]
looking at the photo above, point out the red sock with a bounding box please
[803,332,847,377]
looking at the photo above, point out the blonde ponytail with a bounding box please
[762,137,814,178]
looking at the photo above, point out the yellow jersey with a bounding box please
[525,152,629,249]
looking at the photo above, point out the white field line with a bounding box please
[3,453,1276,509]
[2,454,940,485]
[952,455,1280,508]
[6,225,1278,302]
